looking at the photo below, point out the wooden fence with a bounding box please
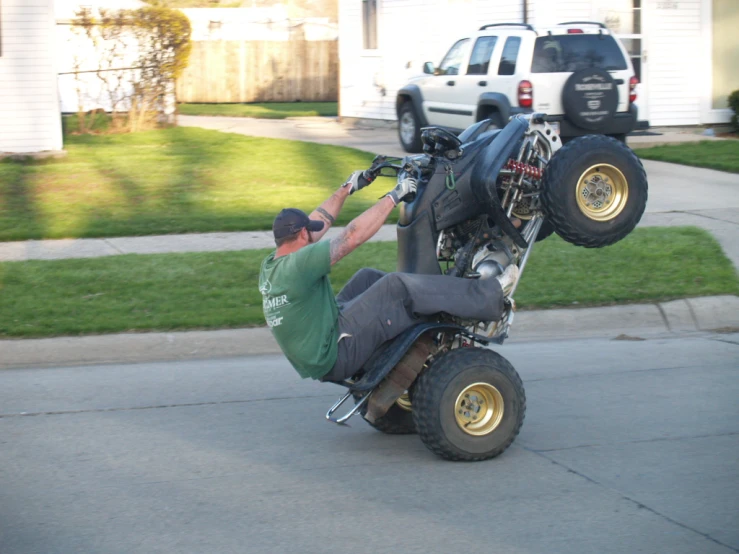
[176,40,338,103]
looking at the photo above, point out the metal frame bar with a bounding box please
[325,391,370,426]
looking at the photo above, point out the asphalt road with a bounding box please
[1,333,738,553]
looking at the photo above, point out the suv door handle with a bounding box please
[478,81,487,86]
[614,79,625,85]
[446,80,455,86]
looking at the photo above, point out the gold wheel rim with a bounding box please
[396,393,412,412]
[575,164,629,221]
[454,382,504,436]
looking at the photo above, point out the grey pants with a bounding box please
[321,268,504,383]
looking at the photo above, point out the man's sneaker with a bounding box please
[496,264,520,297]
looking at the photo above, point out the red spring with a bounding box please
[505,159,543,179]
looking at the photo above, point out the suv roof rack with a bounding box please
[479,22,535,32]
[557,21,608,30]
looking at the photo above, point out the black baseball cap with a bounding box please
[272,208,325,239]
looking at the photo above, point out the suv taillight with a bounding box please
[629,76,638,103]
[518,80,533,108]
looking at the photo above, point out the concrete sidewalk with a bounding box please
[1,210,737,272]
[2,295,738,370]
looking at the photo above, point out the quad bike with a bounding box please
[326,113,648,461]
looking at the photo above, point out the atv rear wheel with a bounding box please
[412,347,525,461]
[541,135,648,248]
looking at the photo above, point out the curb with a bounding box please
[1,296,736,370]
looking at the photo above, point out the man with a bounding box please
[259,172,518,383]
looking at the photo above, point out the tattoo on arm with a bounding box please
[329,223,356,265]
[316,207,335,225]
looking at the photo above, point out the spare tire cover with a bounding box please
[562,68,618,131]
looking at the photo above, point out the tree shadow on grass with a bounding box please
[0,159,47,241]
[76,128,235,237]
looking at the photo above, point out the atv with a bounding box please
[326,113,648,461]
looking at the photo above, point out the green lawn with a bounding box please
[633,140,739,173]
[0,127,377,242]
[178,102,338,119]
[1,227,736,338]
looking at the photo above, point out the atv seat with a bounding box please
[458,118,500,144]
[334,322,483,393]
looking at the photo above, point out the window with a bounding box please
[437,39,470,76]
[362,0,378,50]
[531,35,628,73]
[599,0,644,80]
[466,36,497,75]
[498,37,521,75]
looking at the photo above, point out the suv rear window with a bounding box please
[531,35,627,73]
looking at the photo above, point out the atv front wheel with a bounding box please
[541,135,648,248]
[412,348,525,461]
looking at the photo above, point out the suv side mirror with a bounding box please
[423,62,434,75]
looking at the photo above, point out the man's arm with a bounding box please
[309,170,373,241]
[308,185,350,241]
[329,196,395,265]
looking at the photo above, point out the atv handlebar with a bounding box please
[362,155,433,204]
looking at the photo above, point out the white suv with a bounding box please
[396,22,639,152]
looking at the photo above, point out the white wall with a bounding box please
[644,0,702,126]
[0,0,63,154]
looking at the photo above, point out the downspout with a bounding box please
[522,0,528,24]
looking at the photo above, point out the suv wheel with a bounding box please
[398,102,423,153]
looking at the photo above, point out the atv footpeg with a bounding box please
[325,391,369,426]
[490,301,516,344]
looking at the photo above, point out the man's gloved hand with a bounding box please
[386,177,418,206]
[342,170,374,195]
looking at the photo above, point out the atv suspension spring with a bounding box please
[505,159,543,180]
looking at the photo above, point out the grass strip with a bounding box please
[633,140,739,173]
[0,127,377,242]
[1,227,736,338]
[178,102,338,118]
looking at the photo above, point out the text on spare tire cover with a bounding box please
[577,74,612,121]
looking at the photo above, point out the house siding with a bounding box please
[645,0,702,126]
[0,0,63,154]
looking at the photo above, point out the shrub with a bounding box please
[72,6,192,133]
[729,89,739,133]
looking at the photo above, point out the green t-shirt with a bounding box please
[259,241,339,379]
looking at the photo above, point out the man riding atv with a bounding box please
[259,171,519,383]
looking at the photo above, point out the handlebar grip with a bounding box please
[358,171,374,188]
